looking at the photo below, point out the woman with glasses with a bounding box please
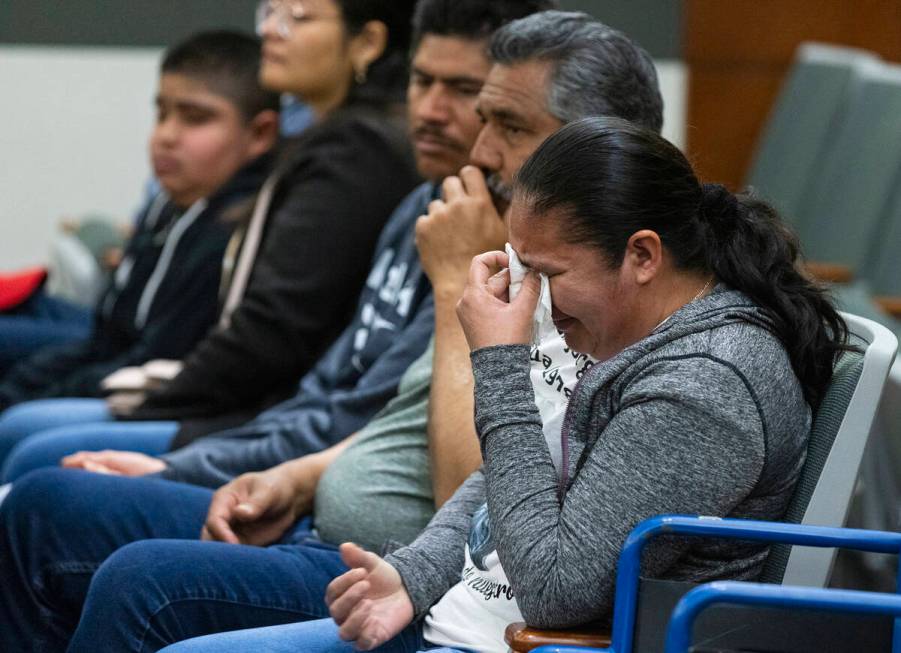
[0,0,420,477]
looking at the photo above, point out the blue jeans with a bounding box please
[159,619,464,653]
[0,468,358,652]
[0,398,177,481]
[0,291,92,375]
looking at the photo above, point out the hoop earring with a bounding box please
[354,63,368,84]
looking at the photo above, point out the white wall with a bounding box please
[0,46,161,269]
[0,46,686,270]
[656,60,687,151]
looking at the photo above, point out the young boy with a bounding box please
[0,31,279,423]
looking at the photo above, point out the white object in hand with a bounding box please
[505,243,555,347]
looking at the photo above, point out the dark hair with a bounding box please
[335,0,418,104]
[161,30,280,121]
[490,12,663,133]
[515,117,848,407]
[411,0,558,51]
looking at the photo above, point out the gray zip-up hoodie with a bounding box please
[386,286,811,629]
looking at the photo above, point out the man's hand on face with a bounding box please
[415,166,508,294]
[61,450,167,476]
[200,459,317,547]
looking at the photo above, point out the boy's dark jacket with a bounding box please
[125,104,420,440]
[0,154,270,409]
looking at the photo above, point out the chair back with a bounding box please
[861,166,901,297]
[793,61,901,270]
[745,42,879,224]
[761,313,898,586]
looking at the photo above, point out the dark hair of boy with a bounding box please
[161,30,280,122]
[410,0,560,50]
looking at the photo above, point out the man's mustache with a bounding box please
[411,124,466,153]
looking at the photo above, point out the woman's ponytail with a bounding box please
[698,185,849,407]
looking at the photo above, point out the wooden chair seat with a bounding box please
[505,622,611,652]
[804,261,854,284]
[874,295,901,318]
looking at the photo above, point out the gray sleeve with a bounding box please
[472,345,765,628]
[385,469,486,618]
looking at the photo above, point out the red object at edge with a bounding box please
[0,267,48,311]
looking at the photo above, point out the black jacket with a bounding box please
[128,103,420,427]
[0,155,270,409]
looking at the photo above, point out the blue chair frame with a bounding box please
[663,581,901,653]
[532,514,901,653]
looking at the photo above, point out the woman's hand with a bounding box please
[326,543,414,650]
[456,250,541,351]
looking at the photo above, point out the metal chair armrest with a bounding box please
[662,580,901,653]
[607,515,901,653]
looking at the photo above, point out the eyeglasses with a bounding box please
[255,0,339,39]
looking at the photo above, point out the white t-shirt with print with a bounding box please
[424,506,520,653]
[423,247,595,652]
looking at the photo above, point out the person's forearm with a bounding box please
[279,433,357,495]
[159,419,338,488]
[427,284,483,506]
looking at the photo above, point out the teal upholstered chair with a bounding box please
[746,42,879,226]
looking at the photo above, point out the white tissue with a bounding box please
[505,243,555,346]
[505,244,596,477]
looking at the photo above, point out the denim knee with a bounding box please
[0,402,41,429]
[0,469,100,609]
[0,401,103,466]
[0,468,91,651]
[2,467,122,545]
[0,401,61,436]
[2,426,89,482]
[2,467,69,524]
[88,539,162,603]
[0,405,38,461]
[1,434,67,482]
[79,540,172,647]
